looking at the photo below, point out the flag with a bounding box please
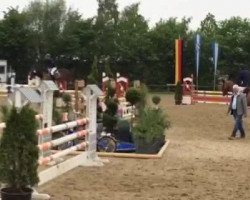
[175,39,183,84]
[212,42,219,74]
[195,34,201,78]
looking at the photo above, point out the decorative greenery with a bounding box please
[53,90,62,98]
[103,113,118,133]
[133,108,170,143]
[152,95,161,106]
[106,83,116,99]
[87,55,99,84]
[175,81,183,105]
[53,103,61,125]
[102,98,118,133]
[0,106,10,122]
[104,56,114,78]
[105,100,118,116]
[125,88,141,106]
[0,105,39,190]
[62,93,72,112]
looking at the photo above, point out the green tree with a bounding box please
[94,0,119,59]
[24,0,67,57]
[0,8,33,81]
[148,18,191,84]
[116,3,150,80]
[0,106,39,190]
[218,17,250,72]
[87,55,99,84]
[198,13,219,85]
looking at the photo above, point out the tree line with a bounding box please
[0,0,250,86]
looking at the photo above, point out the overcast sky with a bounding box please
[1,0,250,29]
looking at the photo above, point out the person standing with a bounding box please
[227,84,247,139]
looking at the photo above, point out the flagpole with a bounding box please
[213,71,216,91]
[196,76,199,90]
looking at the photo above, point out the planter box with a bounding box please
[134,135,165,154]
[97,139,169,159]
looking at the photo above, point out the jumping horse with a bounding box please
[28,68,74,90]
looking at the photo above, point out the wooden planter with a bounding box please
[1,187,33,200]
[134,135,165,154]
[175,100,182,105]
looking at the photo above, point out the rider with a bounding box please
[237,68,250,87]
[237,68,250,95]
[44,53,57,78]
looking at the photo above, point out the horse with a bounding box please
[28,68,74,90]
[221,79,250,106]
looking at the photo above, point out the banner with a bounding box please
[195,34,201,79]
[212,42,219,74]
[175,39,183,84]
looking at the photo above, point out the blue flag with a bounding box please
[212,42,219,74]
[195,34,201,78]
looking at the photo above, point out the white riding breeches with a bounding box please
[48,67,57,76]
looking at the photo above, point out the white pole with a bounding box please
[38,142,87,165]
[38,130,88,151]
[37,118,89,136]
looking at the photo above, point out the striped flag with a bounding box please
[175,39,183,84]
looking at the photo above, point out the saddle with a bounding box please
[239,86,249,96]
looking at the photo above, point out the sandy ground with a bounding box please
[39,94,250,200]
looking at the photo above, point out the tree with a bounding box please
[197,13,219,85]
[0,8,33,81]
[218,17,250,71]
[104,56,114,77]
[24,0,67,58]
[116,3,150,80]
[0,106,39,192]
[87,55,99,84]
[148,18,191,84]
[94,0,119,58]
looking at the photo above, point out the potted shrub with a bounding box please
[125,87,142,119]
[133,108,170,154]
[125,88,141,106]
[0,105,39,200]
[175,81,183,105]
[102,100,118,133]
[152,95,161,109]
[105,83,116,102]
